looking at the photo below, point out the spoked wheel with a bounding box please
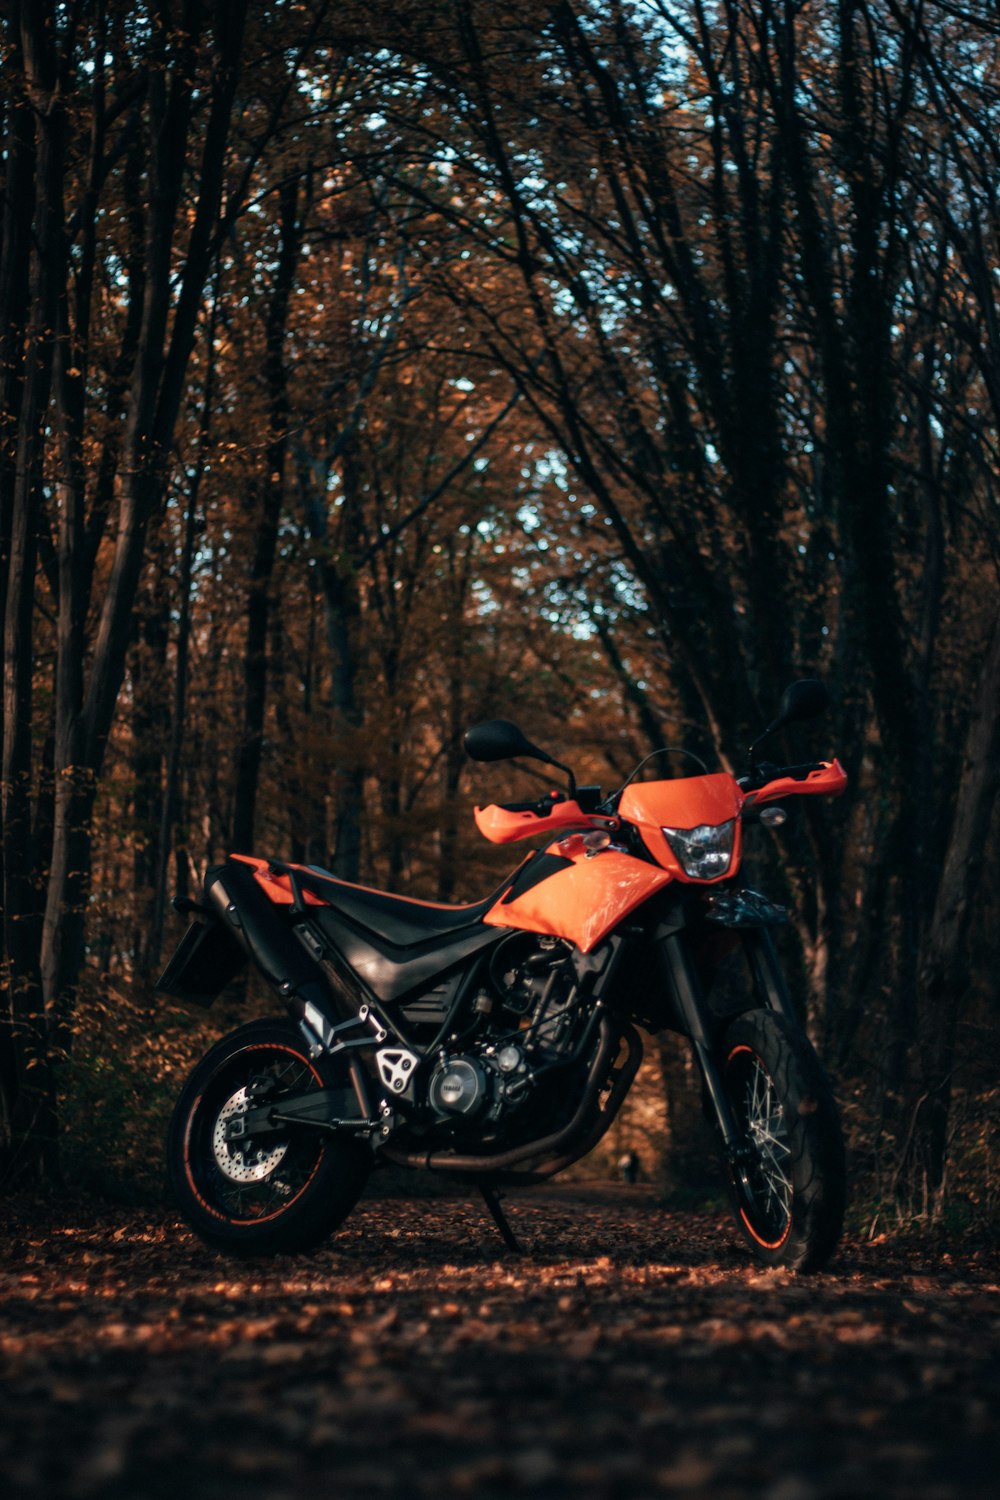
[167,1018,369,1256]
[721,1009,845,1272]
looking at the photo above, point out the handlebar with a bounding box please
[493,764,841,820]
[497,792,565,816]
[497,767,831,813]
[497,785,606,817]
[479,757,844,848]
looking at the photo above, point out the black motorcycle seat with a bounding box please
[297,866,510,948]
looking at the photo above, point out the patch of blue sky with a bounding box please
[471,578,501,616]
[79,52,116,74]
[533,450,572,491]
[618,3,691,83]
[607,562,648,614]
[103,250,129,290]
[549,277,634,339]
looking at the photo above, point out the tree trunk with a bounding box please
[0,11,34,724]
[1,0,67,1178]
[307,437,366,884]
[41,2,249,1026]
[900,615,1000,1212]
[232,176,300,853]
[437,620,468,902]
[150,446,208,966]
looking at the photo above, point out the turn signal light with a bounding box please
[557,829,613,858]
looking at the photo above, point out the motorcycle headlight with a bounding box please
[661,819,735,880]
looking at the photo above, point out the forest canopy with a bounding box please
[1,0,999,1219]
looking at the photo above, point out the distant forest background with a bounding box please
[2,0,999,1224]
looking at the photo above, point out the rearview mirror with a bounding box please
[464,719,578,797]
[777,679,830,728]
[748,679,830,765]
[464,720,553,765]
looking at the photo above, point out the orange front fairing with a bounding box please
[618,773,745,882]
[483,847,672,953]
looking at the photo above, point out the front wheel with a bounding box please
[167,1018,370,1256]
[721,1009,845,1272]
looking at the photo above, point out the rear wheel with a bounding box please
[721,1009,845,1272]
[167,1018,369,1255]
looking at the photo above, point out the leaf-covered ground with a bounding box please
[1,1184,998,1499]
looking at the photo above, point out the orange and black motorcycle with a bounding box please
[161,680,847,1270]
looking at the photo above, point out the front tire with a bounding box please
[167,1018,370,1256]
[721,1009,845,1272]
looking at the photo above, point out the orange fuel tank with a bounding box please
[482,845,673,953]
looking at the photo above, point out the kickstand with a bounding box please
[478,1183,524,1255]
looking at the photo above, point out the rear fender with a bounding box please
[155,859,346,1051]
[203,859,324,993]
[154,916,246,1008]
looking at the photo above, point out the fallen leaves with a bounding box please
[1,1185,998,1499]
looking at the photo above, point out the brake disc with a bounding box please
[212,1087,289,1184]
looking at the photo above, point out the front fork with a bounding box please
[656,928,794,1161]
[742,927,797,1027]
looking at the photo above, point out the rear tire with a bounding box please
[167,1018,370,1256]
[721,1009,845,1272]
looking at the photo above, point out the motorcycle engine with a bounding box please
[427,1056,491,1117]
[425,934,589,1127]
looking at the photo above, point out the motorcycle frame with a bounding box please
[162,849,802,1183]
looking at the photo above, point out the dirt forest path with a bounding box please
[2,1184,999,1500]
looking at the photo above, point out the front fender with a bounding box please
[704,888,788,928]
